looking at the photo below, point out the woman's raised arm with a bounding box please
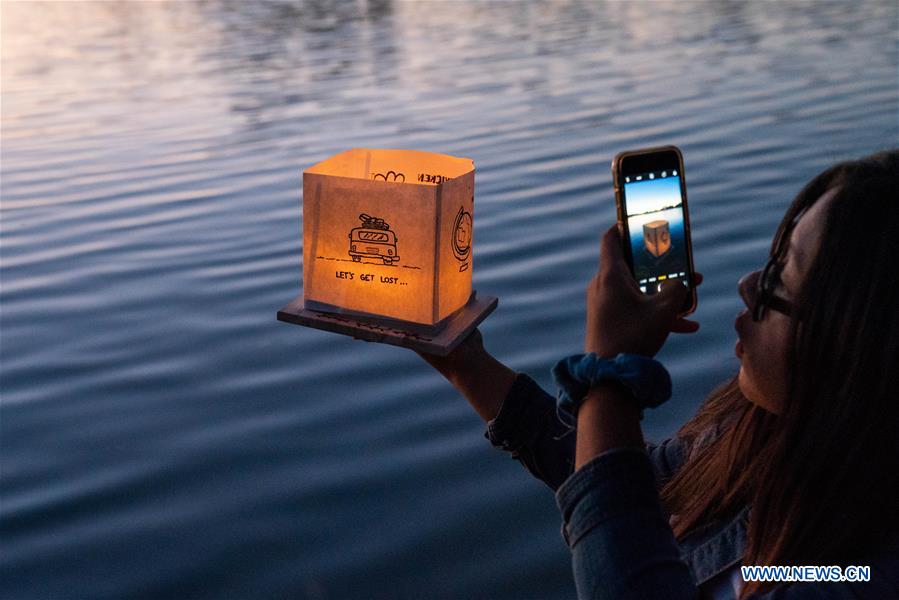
[416,329,516,422]
[417,330,577,490]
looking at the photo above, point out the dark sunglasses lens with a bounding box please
[754,263,775,321]
[752,292,764,320]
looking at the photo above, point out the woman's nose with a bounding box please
[738,270,761,310]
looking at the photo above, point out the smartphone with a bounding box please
[612,145,697,316]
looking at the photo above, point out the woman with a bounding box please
[419,149,899,598]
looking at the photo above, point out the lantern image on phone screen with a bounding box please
[643,219,671,257]
[624,172,688,286]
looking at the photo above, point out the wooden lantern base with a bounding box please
[276,292,498,356]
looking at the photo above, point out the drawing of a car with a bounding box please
[348,213,400,265]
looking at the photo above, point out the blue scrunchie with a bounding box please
[551,353,672,427]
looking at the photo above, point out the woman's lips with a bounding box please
[735,338,744,358]
[735,309,748,336]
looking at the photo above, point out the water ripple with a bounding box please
[2,1,896,598]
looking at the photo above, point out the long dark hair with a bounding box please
[661,149,899,597]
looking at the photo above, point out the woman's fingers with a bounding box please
[415,328,486,378]
[599,225,630,276]
[669,273,701,332]
[666,273,701,332]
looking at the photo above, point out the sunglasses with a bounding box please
[739,205,808,322]
[739,263,794,321]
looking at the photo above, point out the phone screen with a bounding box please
[621,168,690,295]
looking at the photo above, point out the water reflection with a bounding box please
[1,1,896,598]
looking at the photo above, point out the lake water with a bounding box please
[1,2,896,598]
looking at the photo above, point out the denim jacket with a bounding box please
[484,374,899,599]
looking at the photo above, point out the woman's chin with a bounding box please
[737,367,759,405]
[738,367,781,415]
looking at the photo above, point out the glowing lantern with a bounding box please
[643,219,671,257]
[277,149,496,355]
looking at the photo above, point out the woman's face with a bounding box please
[734,188,838,414]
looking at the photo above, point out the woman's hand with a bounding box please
[416,329,517,422]
[585,225,702,358]
[416,328,489,385]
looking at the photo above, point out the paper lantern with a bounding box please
[277,149,496,355]
[643,219,671,257]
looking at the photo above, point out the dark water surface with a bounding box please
[2,2,896,598]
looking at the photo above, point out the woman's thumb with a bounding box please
[658,279,688,308]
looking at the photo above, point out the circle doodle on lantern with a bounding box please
[452,205,472,265]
